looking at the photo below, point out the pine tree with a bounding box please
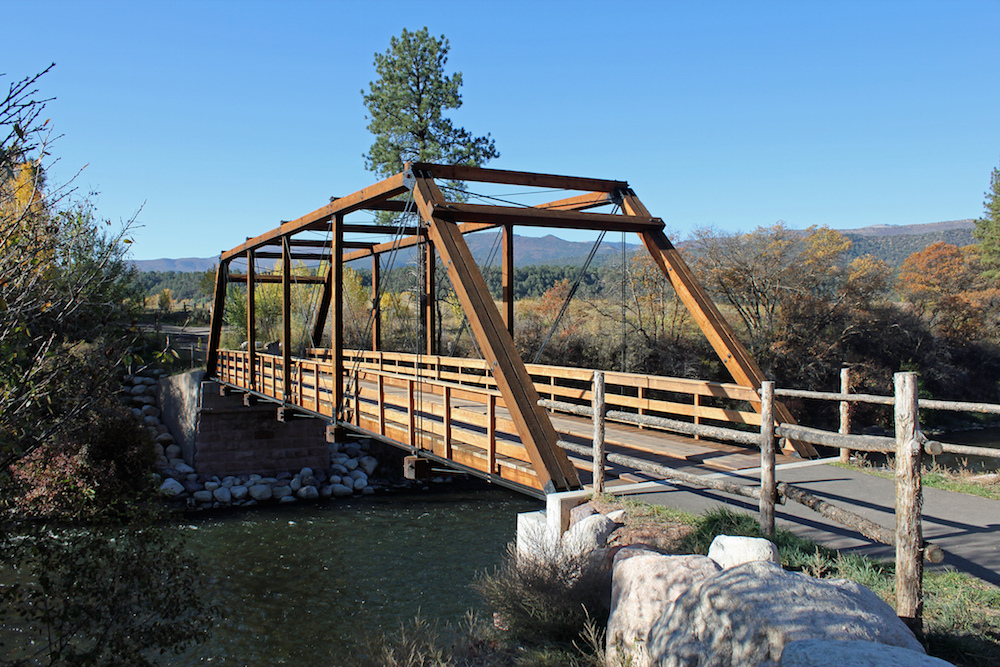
[362,27,498,179]
[974,160,1000,281]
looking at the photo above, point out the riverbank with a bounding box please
[354,498,1000,667]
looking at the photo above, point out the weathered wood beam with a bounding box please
[431,201,662,232]
[424,241,436,355]
[411,162,627,193]
[247,250,256,390]
[311,262,333,347]
[502,224,514,335]
[412,176,581,493]
[371,254,381,351]
[220,172,410,261]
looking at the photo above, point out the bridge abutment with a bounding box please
[159,371,329,477]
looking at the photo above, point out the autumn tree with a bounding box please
[362,27,499,178]
[690,223,893,387]
[898,242,999,340]
[974,158,1000,280]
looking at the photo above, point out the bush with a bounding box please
[10,402,156,519]
[472,542,610,649]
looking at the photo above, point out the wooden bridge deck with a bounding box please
[215,348,789,497]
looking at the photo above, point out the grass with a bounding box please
[834,458,1000,501]
[355,502,1000,667]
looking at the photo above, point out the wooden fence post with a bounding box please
[894,371,923,634]
[592,370,606,495]
[840,367,852,463]
[759,381,776,536]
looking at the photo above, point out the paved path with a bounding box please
[610,458,1000,587]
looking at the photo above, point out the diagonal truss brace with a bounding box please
[412,175,582,493]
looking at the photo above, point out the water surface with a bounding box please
[171,485,539,665]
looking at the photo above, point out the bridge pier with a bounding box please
[159,371,330,477]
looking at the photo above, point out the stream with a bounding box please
[168,484,539,665]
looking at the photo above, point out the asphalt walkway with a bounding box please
[610,458,1000,587]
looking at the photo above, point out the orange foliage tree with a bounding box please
[897,242,996,339]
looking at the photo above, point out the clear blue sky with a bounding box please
[4,0,999,260]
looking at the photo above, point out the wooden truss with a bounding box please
[206,163,815,494]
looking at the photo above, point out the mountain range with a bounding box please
[129,219,978,273]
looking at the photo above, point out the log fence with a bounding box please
[577,367,999,633]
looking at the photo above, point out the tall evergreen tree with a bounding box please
[362,27,499,179]
[974,159,1000,281]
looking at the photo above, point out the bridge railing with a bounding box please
[217,348,544,491]
[317,349,762,435]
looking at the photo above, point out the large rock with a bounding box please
[646,561,923,667]
[296,485,319,500]
[272,485,292,500]
[213,486,232,503]
[230,485,249,501]
[155,432,175,445]
[608,550,721,667]
[780,639,954,666]
[158,477,185,497]
[172,461,195,475]
[248,484,272,501]
[562,513,619,556]
[192,490,213,504]
[708,535,781,569]
[359,455,379,476]
[331,483,354,497]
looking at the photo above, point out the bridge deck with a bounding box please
[215,349,789,497]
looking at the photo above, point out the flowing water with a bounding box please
[168,485,539,665]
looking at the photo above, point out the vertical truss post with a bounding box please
[331,215,344,425]
[247,249,257,391]
[205,259,229,378]
[412,174,580,492]
[371,254,381,351]
[622,189,816,458]
[502,223,514,336]
[281,236,292,401]
[424,240,436,355]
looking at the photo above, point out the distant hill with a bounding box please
[130,234,641,273]
[131,220,979,274]
[837,220,976,267]
[131,257,219,272]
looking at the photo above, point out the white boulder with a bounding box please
[646,561,924,667]
[708,535,780,569]
[607,550,721,667]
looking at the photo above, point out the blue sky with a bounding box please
[3,0,999,260]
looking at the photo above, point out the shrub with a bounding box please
[10,402,156,519]
[473,542,611,648]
